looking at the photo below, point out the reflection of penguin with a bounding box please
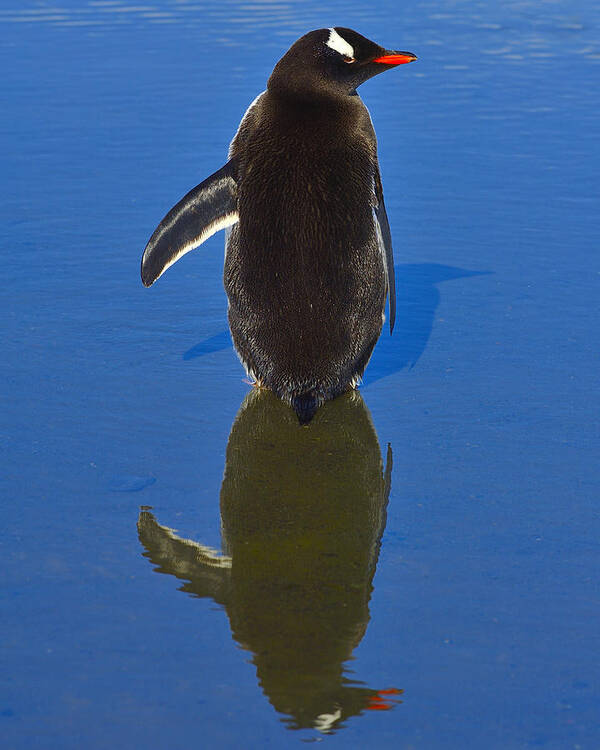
[141,28,416,423]
[137,389,402,733]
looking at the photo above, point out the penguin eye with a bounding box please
[343,56,356,64]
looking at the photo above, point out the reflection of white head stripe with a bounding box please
[314,708,342,733]
[326,28,354,58]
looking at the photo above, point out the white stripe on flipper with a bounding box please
[145,519,232,569]
[153,211,239,283]
[326,28,354,58]
[374,205,386,265]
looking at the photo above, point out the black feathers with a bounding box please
[141,28,416,423]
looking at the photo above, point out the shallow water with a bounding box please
[2,1,599,748]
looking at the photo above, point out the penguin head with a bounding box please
[268,28,416,101]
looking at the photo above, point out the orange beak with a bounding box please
[373,52,417,65]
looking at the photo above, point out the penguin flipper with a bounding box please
[137,510,230,604]
[141,160,238,287]
[373,173,396,334]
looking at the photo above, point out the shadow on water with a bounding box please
[364,263,490,385]
[183,263,490,384]
[137,389,401,735]
[183,329,232,360]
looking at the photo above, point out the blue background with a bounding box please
[1,0,599,747]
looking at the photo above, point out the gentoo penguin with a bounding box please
[141,28,416,423]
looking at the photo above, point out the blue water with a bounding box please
[2,1,599,748]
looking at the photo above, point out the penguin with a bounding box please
[140,28,416,424]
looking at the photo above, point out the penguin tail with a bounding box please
[291,391,321,425]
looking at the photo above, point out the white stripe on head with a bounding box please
[326,28,354,58]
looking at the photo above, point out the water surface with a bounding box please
[2,1,599,748]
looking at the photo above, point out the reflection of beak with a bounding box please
[365,688,404,710]
[373,52,417,65]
